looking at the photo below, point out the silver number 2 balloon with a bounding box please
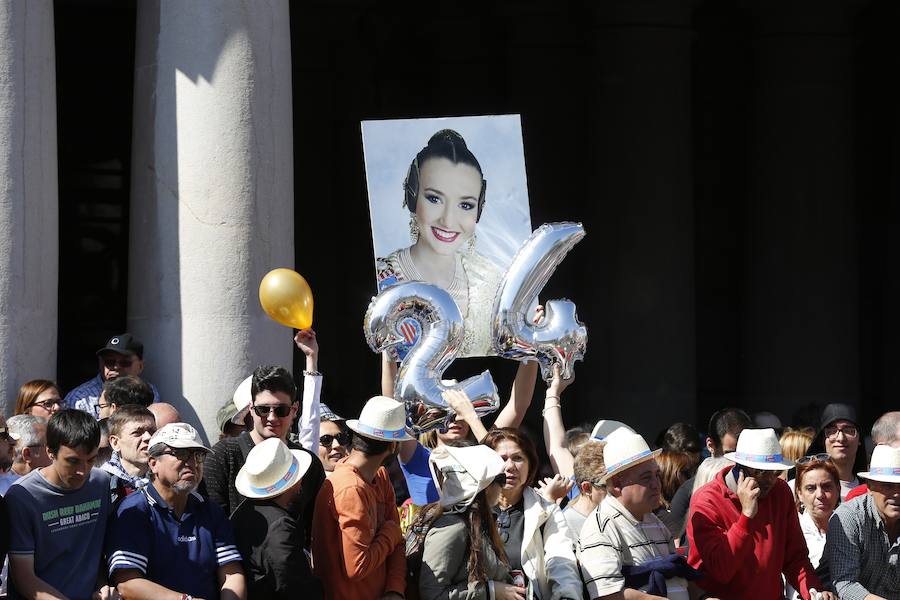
[492,222,588,381]
[364,281,499,434]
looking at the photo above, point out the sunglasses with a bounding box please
[252,404,293,418]
[796,453,832,465]
[320,432,352,447]
[156,448,207,463]
[493,472,507,487]
[103,357,133,369]
[824,425,858,438]
[496,509,511,543]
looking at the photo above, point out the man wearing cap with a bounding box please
[823,444,900,599]
[802,403,867,501]
[230,438,321,599]
[203,365,324,549]
[65,333,160,419]
[687,428,832,600]
[100,405,156,503]
[6,410,116,600]
[311,395,408,600]
[578,427,697,600]
[106,422,246,600]
[845,410,900,502]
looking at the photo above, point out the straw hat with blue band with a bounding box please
[346,395,415,442]
[599,427,662,484]
[723,428,794,471]
[235,438,313,500]
[858,444,900,484]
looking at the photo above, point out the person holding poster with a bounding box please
[375,129,504,357]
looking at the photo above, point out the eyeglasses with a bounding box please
[319,432,352,447]
[30,399,63,410]
[103,357,133,369]
[796,453,832,465]
[252,404,293,418]
[156,448,207,463]
[824,424,858,438]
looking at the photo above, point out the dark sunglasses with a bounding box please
[796,453,831,465]
[496,509,511,543]
[252,404,292,418]
[156,448,207,463]
[320,432,352,447]
[103,357,133,369]
[493,472,507,487]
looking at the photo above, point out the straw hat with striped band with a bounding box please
[600,427,662,483]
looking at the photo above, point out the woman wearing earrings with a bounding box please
[376,129,504,357]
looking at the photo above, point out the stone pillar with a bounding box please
[586,0,698,435]
[741,0,860,414]
[0,1,58,414]
[129,0,294,440]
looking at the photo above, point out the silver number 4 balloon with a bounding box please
[492,222,588,381]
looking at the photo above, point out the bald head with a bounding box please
[871,411,900,446]
[147,403,180,428]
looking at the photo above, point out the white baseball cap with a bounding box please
[148,422,211,454]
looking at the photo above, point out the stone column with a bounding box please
[586,0,698,435]
[741,0,860,414]
[129,0,294,440]
[0,1,58,414]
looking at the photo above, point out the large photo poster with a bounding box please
[362,115,533,358]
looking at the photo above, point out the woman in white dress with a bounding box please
[376,129,503,357]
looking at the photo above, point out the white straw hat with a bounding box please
[724,428,794,470]
[600,427,661,483]
[231,376,253,425]
[346,396,414,441]
[429,445,505,511]
[148,422,211,454]
[858,444,900,484]
[235,438,313,499]
[592,420,635,442]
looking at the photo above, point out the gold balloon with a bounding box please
[259,268,314,330]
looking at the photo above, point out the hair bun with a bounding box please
[427,129,467,149]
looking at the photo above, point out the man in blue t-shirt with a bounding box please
[106,422,245,600]
[6,410,114,600]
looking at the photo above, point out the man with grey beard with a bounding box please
[105,423,246,600]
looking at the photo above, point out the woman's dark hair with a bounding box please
[662,422,702,455]
[410,439,508,584]
[15,379,60,415]
[482,427,540,487]
[351,432,392,456]
[104,375,154,408]
[47,409,100,454]
[656,450,697,508]
[250,365,297,404]
[404,129,487,221]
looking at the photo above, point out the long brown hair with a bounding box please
[410,490,508,583]
[15,379,59,415]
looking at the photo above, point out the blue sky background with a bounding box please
[361,114,533,281]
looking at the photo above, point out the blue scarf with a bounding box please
[621,554,702,596]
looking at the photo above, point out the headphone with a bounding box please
[402,157,487,222]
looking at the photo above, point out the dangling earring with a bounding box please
[466,232,477,253]
[409,217,420,243]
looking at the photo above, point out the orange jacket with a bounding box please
[312,460,405,600]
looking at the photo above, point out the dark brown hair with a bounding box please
[656,450,697,508]
[15,380,60,416]
[482,427,540,488]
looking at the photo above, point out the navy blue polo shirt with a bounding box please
[106,482,242,599]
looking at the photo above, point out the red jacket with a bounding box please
[687,466,822,600]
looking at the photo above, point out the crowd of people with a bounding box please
[0,330,897,600]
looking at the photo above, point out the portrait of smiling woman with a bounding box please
[375,129,505,357]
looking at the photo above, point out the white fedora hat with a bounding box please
[346,396,414,442]
[858,444,900,484]
[592,419,635,442]
[600,427,661,483]
[429,445,505,511]
[724,428,794,470]
[231,375,252,425]
[235,438,312,499]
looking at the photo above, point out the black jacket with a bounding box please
[230,499,322,600]
[201,431,324,547]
